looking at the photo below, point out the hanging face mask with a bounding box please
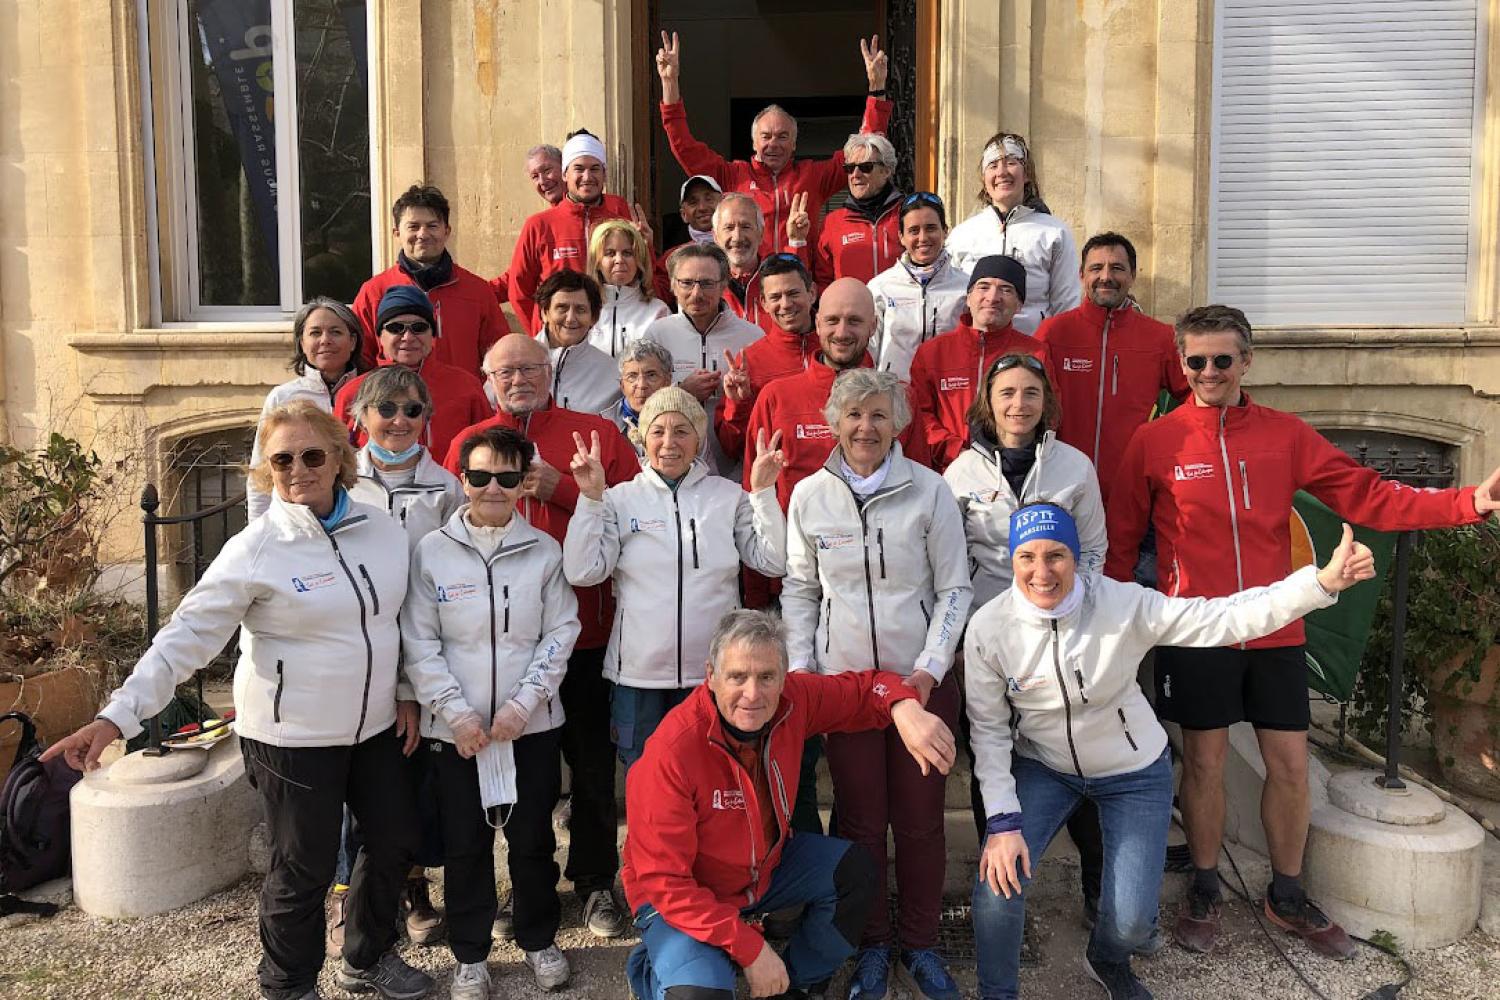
[477,739,518,828]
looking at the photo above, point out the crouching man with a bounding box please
[622,610,956,1000]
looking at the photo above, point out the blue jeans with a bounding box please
[626,833,874,1000]
[972,750,1173,999]
[612,684,696,770]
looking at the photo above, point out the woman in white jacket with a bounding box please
[946,132,1080,334]
[564,385,784,767]
[965,503,1375,1000]
[588,219,670,361]
[781,368,972,1000]
[402,425,582,998]
[531,270,622,416]
[867,192,970,380]
[46,401,432,1000]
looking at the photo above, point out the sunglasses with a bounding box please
[1184,354,1238,371]
[382,320,432,336]
[375,401,426,419]
[990,354,1047,378]
[757,252,809,276]
[463,469,525,489]
[903,191,943,209]
[842,162,882,175]
[269,448,328,471]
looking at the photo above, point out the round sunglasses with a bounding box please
[269,448,328,471]
[374,401,426,419]
[1184,354,1238,372]
[463,469,525,489]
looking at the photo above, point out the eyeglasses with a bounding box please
[487,364,547,380]
[382,320,432,336]
[842,162,882,175]
[989,354,1047,378]
[903,191,943,209]
[463,469,525,489]
[673,277,722,292]
[269,448,328,471]
[622,371,667,386]
[1184,354,1238,372]
[374,401,426,420]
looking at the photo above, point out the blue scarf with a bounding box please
[318,487,351,531]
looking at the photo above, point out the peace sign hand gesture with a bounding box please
[722,349,751,402]
[570,430,607,502]
[631,202,655,250]
[860,35,888,91]
[656,30,682,103]
[748,428,786,493]
[786,191,811,244]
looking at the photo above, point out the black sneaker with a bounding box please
[336,951,435,1000]
[1083,950,1152,999]
[583,888,627,938]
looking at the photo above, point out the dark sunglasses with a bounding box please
[842,162,881,175]
[757,252,809,276]
[375,401,426,420]
[989,354,1047,379]
[1184,354,1237,372]
[382,320,432,336]
[903,191,943,209]
[463,469,525,489]
[269,448,328,470]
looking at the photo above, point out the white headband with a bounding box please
[981,137,1027,169]
[562,133,607,172]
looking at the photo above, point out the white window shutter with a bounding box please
[1210,0,1481,325]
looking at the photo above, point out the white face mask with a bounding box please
[477,740,518,827]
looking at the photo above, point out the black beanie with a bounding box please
[967,255,1027,302]
[376,285,437,333]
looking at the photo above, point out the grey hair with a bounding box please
[526,143,562,164]
[350,365,432,429]
[843,133,896,171]
[823,369,912,435]
[751,103,799,140]
[711,192,765,233]
[668,241,731,282]
[619,338,673,373]
[708,610,789,675]
[290,296,361,376]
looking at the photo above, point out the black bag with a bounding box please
[0,710,83,894]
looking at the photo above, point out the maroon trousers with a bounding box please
[825,675,960,950]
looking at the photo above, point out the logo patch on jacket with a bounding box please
[1007,674,1049,693]
[795,423,833,440]
[841,232,866,246]
[436,583,479,603]
[1062,357,1094,372]
[629,517,667,533]
[938,376,970,392]
[1173,463,1215,482]
[711,788,746,810]
[816,532,856,551]
[291,572,337,593]
[551,246,580,261]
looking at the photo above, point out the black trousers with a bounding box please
[559,645,618,897]
[428,728,563,958]
[241,728,419,1000]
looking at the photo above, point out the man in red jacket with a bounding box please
[713,193,812,335]
[507,130,635,333]
[1105,304,1500,960]
[443,334,641,943]
[908,256,1059,471]
[488,145,568,308]
[353,184,510,375]
[1035,232,1188,502]
[622,610,955,1000]
[655,30,892,258]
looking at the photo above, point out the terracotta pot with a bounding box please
[0,664,103,784]
[1426,645,1500,800]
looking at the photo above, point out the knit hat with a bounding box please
[1009,503,1080,561]
[967,254,1027,302]
[630,386,707,450]
[562,131,607,172]
[376,285,437,334]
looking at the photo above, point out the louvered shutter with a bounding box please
[1210,0,1481,325]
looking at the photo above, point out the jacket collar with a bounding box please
[604,282,647,306]
[266,491,369,540]
[438,505,543,561]
[807,351,875,389]
[491,401,558,435]
[766,318,817,353]
[687,677,796,747]
[677,303,730,336]
[819,440,913,494]
[643,461,708,492]
[1077,297,1136,327]
[356,446,447,489]
[1174,390,1257,429]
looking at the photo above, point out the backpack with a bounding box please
[0,711,82,895]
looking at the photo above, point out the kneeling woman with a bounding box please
[965,504,1374,1000]
[402,427,582,998]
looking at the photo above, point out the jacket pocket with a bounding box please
[1118,707,1138,752]
[1074,668,1089,704]
[358,564,381,615]
[824,598,832,653]
[273,660,285,724]
[919,599,932,628]
[1238,459,1252,510]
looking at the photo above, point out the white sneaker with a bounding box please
[450,960,491,1000]
[524,944,571,992]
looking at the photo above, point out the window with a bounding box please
[1210,0,1483,325]
[154,0,375,319]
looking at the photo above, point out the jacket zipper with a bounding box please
[1050,621,1083,775]
[919,599,931,627]
[877,526,886,579]
[859,508,882,667]
[273,660,285,724]
[673,492,685,687]
[689,517,700,568]
[1217,409,1246,594]
[485,563,499,719]
[708,739,762,903]
[327,531,374,741]
[1118,707,1139,752]
[1239,459,1252,509]
[1091,312,1115,463]
[824,598,832,652]
[358,564,381,615]
[1073,668,1089,704]
[503,584,510,633]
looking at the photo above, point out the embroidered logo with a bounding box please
[938,376,970,392]
[436,583,480,603]
[291,572,337,593]
[795,423,833,440]
[841,232,866,246]
[711,788,746,810]
[816,533,856,551]
[1007,674,1050,693]
[629,517,667,533]
[551,246,580,261]
[1062,357,1094,372]
[1173,463,1215,482]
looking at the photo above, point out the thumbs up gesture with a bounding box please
[1315,523,1377,595]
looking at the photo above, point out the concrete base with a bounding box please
[71,734,258,918]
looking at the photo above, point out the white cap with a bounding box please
[562,132,607,171]
[679,174,723,202]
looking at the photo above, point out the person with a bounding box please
[588,219,670,360]
[604,339,716,472]
[531,270,623,415]
[656,30,893,257]
[815,133,902,287]
[564,388,787,769]
[402,426,582,997]
[442,333,640,943]
[781,368,972,1000]
[713,192,811,334]
[652,174,724,304]
[867,192,969,380]
[967,503,1378,1000]
[1035,232,1188,502]
[354,184,510,375]
[642,242,764,477]
[527,144,565,207]
[620,610,959,1000]
[247,297,365,519]
[335,285,493,464]
[946,132,1080,334]
[908,256,1059,471]
[1105,304,1500,959]
[45,402,432,1000]
[506,130,635,332]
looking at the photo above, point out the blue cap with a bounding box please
[1008,503,1080,560]
[376,285,437,334]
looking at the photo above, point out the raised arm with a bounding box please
[657,31,734,187]
[734,430,789,577]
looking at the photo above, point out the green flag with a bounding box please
[1291,491,1398,702]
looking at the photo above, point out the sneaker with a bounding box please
[325,889,347,957]
[449,961,491,1000]
[583,888,627,938]
[401,876,446,945]
[524,944,571,992]
[491,893,514,942]
[1171,888,1221,953]
[1263,892,1356,960]
[1083,950,1153,999]
[846,948,891,1000]
[335,951,435,1000]
[897,949,960,1000]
